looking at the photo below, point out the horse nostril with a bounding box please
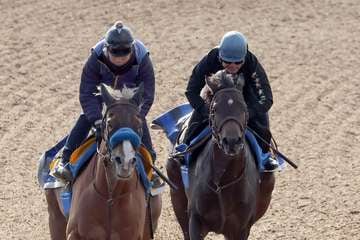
[131,158,136,164]
[115,156,122,164]
[222,137,228,145]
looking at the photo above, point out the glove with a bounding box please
[94,119,102,146]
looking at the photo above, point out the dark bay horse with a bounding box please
[166,70,275,240]
[45,84,162,240]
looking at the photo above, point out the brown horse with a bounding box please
[166,70,275,240]
[45,84,162,240]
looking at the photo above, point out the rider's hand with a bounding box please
[94,119,102,145]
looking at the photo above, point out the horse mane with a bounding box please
[200,85,213,107]
[106,85,137,100]
[200,70,241,107]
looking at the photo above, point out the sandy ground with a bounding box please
[0,0,359,239]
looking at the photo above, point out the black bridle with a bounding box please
[94,99,142,240]
[209,88,247,148]
[98,99,141,161]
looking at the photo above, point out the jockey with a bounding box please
[183,31,279,172]
[54,21,160,182]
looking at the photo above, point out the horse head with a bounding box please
[99,83,144,179]
[205,70,248,156]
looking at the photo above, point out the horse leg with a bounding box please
[189,213,208,240]
[255,172,275,221]
[224,224,251,240]
[143,195,162,240]
[166,157,190,240]
[67,230,81,240]
[45,189,67,240]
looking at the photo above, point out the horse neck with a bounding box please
[94,153,137,198]
[211,140,247,185]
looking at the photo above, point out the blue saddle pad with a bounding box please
[152,103,193,144]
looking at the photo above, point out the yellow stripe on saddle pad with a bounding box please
[139,146,153,180]
[69,137,96,164]
[49,157,61,172]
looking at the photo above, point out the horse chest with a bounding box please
[190,178,257,231]
[73,189,146,240]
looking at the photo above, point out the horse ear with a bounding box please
[205,75,219,94]
[100,83,115,106]
[131,82,144,106]
[222,73,236,88]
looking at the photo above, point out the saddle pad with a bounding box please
[152,103,193,144]
[138,146,153,180]
[69,137,96,164]
[48,137,97,180]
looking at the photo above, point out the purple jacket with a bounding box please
[79,39,155,123]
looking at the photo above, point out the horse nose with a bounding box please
[222,136,241,148]
[123,157,137,171]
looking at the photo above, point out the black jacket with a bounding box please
[185,47,273,119]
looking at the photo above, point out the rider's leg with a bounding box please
[142,118,165,191]
[141,119,156,162]
[62,113,93,163]
[182,110,207,145]
[54,114,92,181]
[248,113,279,171]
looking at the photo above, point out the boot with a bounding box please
[262,144,279,172]
[52,151,73,182]
[263,155,279,172]
[150,172,166,196]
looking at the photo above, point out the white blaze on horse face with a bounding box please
[228,98,234,105]
[121,140,136,171]
[112,140,136,178]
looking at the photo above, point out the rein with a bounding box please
[94,99,140,240]
[206,140,248,233]
[207,87,249,232]
[209,88,246,147]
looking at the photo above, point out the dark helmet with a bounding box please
[104,21,134,56]
[219,31,248,62]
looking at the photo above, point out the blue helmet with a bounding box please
[219,31,248,62]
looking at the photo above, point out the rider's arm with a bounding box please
[244,52,273,119]
[185,49,220,117]
[138,54,155,118]
[79,52,103,124]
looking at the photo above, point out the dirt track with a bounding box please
[0,0,359,239]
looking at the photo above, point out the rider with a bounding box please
[54,21,160,182]
[182,31,279,172]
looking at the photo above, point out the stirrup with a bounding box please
[263,156,280,173]
[52,163,73,182]
[150,173,166,196]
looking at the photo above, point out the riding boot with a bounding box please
[52,147,73,182]
[248,114,279,172]
[141,119,157,162]
[53,114,92,182]
[141,119,165,192]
